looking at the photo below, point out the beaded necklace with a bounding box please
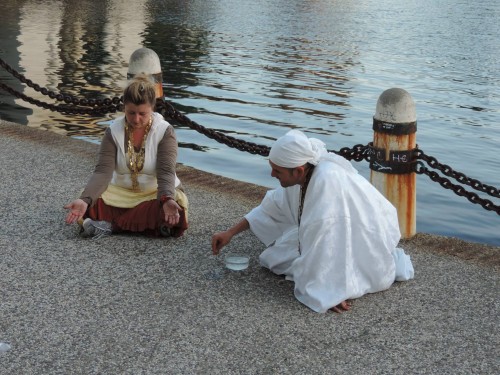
[124,116,153,191]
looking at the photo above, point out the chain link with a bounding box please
[1,59,498,215]
[414,147,500,214]
[156,99,271,156]
[415,148,500,199]
[0,57,122,109]
[0,81,121,116]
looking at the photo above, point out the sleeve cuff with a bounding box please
[80,196,92,206]
[159,195,174,206]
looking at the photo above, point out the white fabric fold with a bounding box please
[246,146,415,313]
[269,129,324,167]
[392,247,415,281]
[269,129,358,177]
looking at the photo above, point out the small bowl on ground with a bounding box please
[225,254,249,271]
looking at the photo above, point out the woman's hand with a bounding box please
[64,199,88,224]
[162,199,181,226]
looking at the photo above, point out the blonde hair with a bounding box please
[123,73,156,107]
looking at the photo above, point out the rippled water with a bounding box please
[0,0,499,245]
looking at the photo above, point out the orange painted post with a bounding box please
[127,47,163,99]
[370,88,417,239]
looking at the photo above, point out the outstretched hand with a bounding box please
[64,199,88,224]
[163,199,181,226]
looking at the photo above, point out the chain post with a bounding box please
[127,48,163,100]
[370,88,417,239]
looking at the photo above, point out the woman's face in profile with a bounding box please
[124,102,153,129]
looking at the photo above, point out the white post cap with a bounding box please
[375,88,416,123]
[128,48,162,76]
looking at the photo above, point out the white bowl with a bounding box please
[225,254,249,271]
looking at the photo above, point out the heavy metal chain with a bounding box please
[0,81,121,116]
[0,57,122,111]
[155,99,271,156]
[1,58,498,214]
[155,99,372,161]
[416,148,500,199]
[415,153,500,215]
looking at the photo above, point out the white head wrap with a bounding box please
[269,130,326,168]
[269,129,358,174]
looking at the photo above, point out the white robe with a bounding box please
[245,155,414,313]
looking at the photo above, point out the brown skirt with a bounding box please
[85,198,188,238]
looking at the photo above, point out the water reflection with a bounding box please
[3,0,361,142]
[143,24,209,88]
[2,0,151,135]
[0,0,33,125]
[56,0,111,96]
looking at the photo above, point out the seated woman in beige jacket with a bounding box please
[64,74,188,239]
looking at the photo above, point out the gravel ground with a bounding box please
[0,120,498,375]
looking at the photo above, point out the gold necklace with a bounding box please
[125,116,153,191]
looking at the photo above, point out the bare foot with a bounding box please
[329,300,352,313]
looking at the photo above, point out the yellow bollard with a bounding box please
[370,88,417,239]
[127,48,163,99]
